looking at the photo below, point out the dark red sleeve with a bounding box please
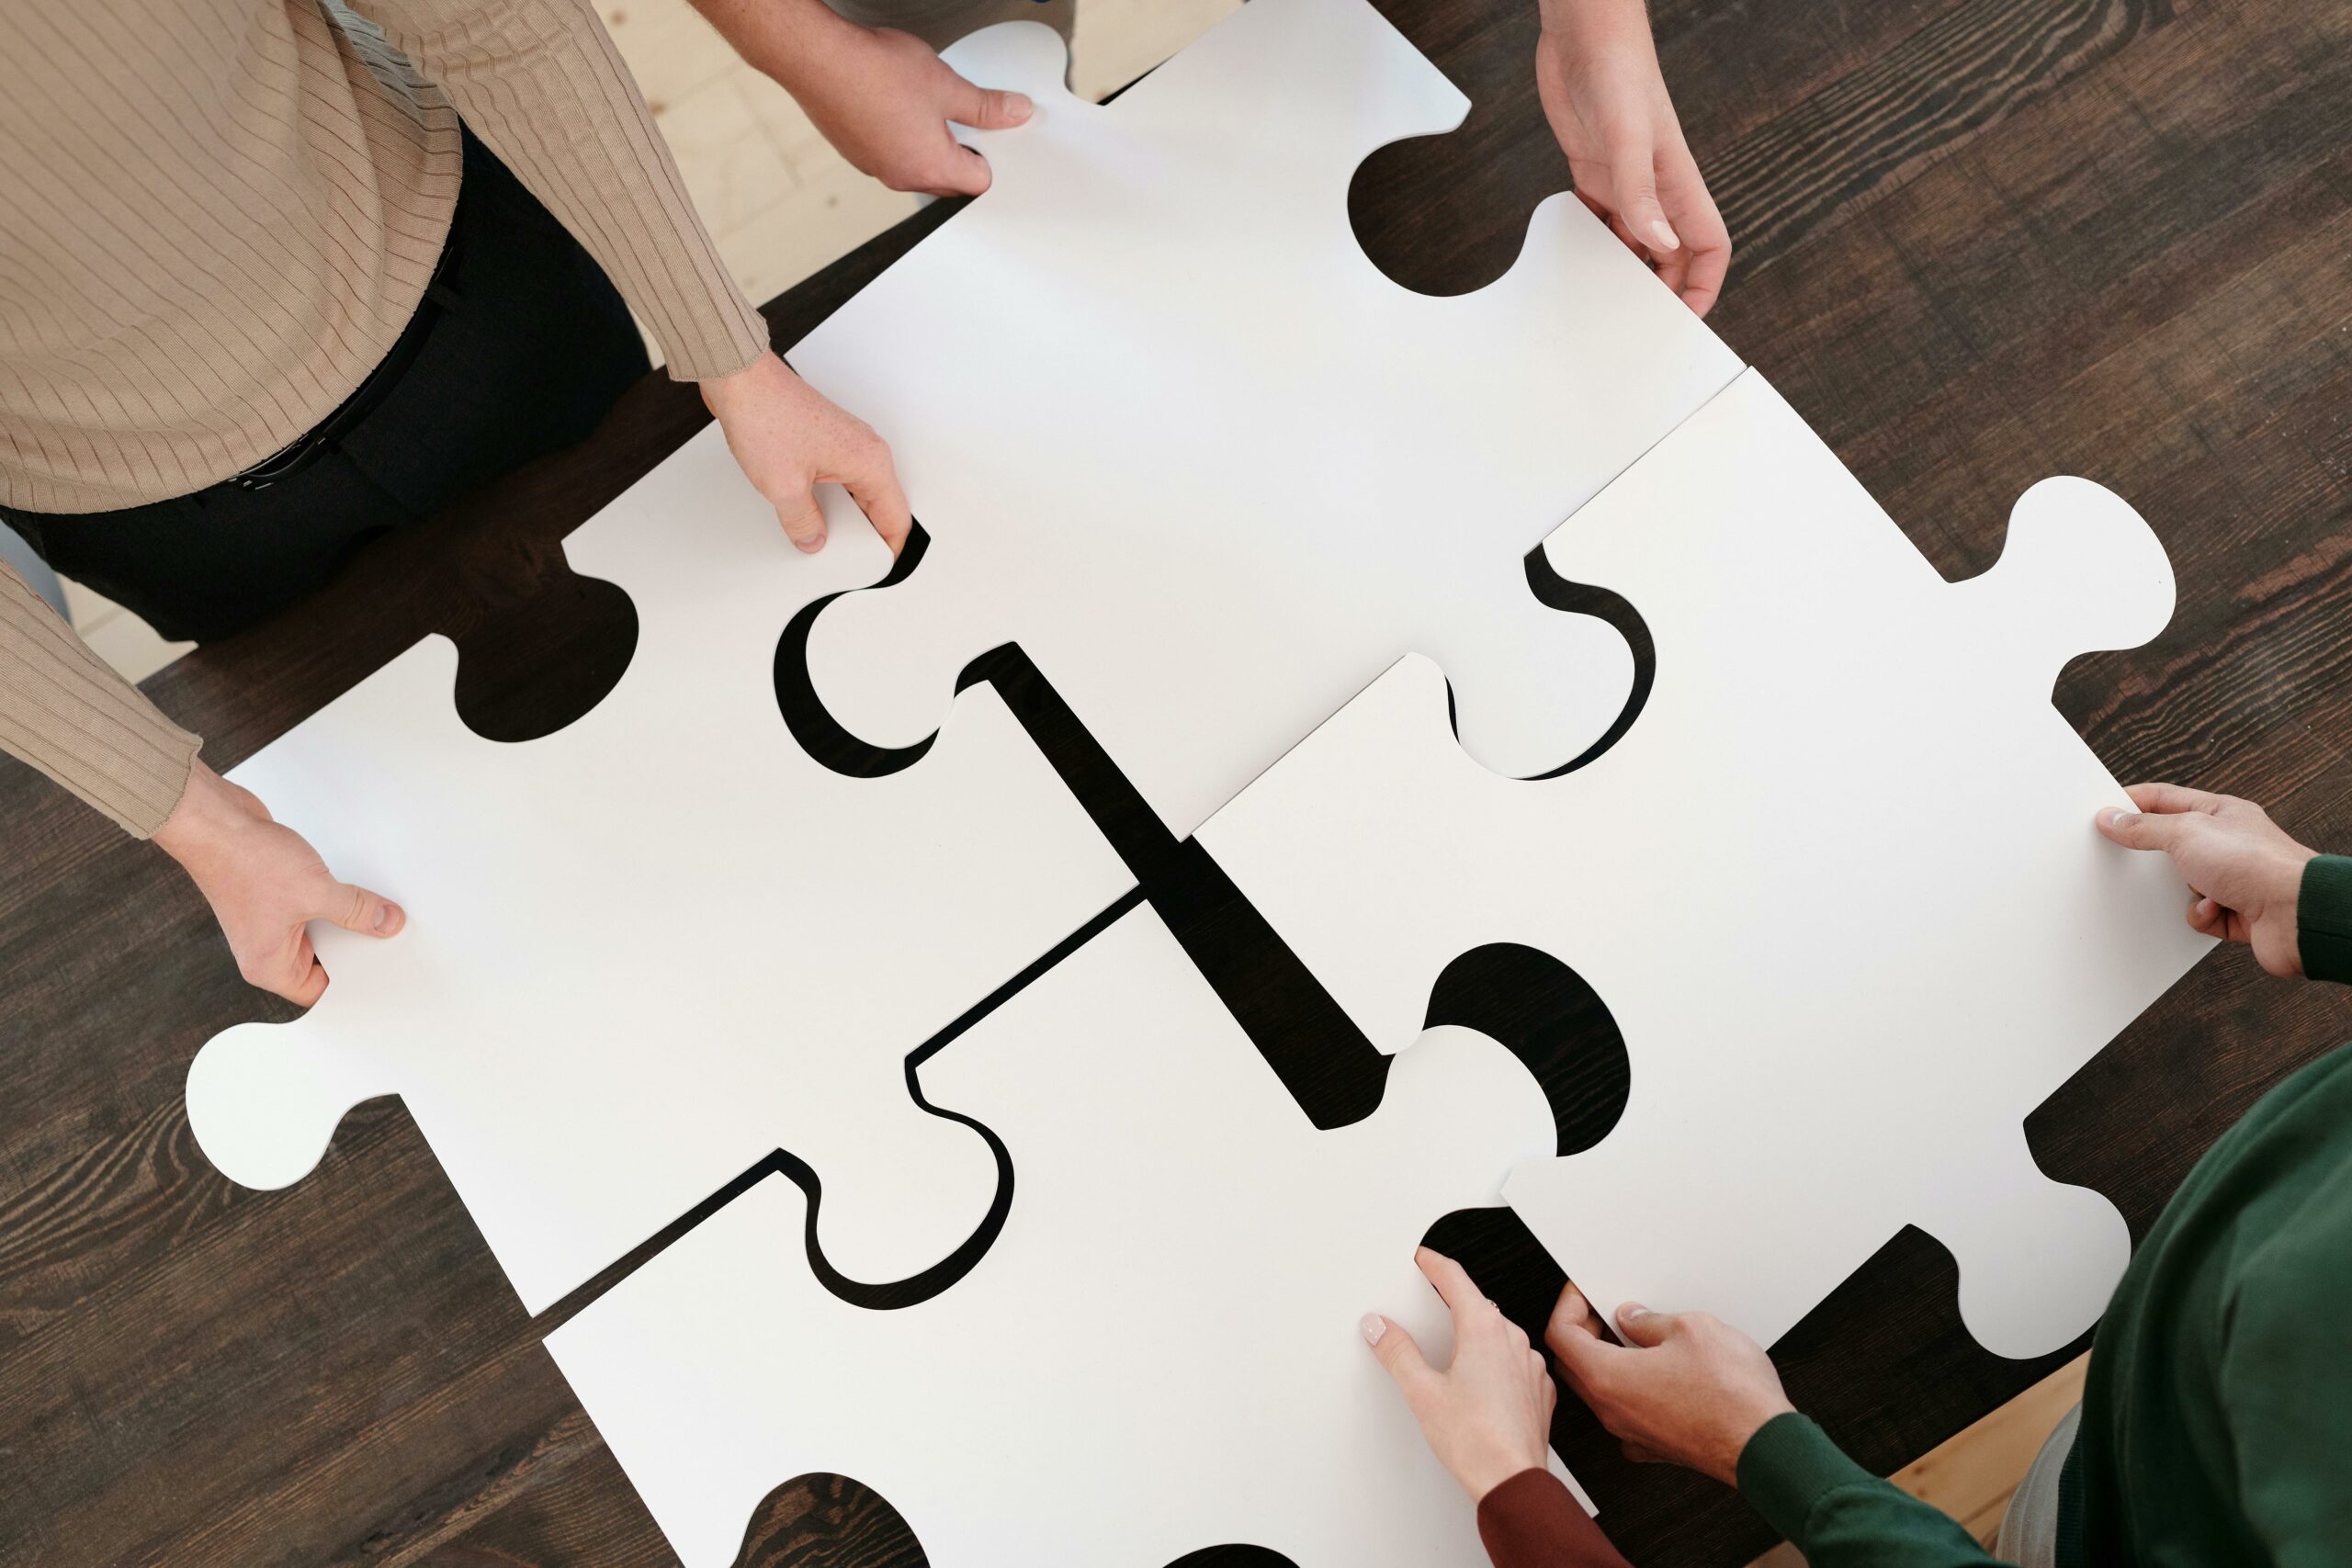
[1476,1469,1634,1568]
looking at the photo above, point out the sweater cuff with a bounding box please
[2299,855,2352,986]
[1736,1413,1881,1546]
[1476,1469,1624,1568]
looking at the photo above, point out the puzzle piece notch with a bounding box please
[1197,369,2213,1358]
[792,0,1742,836]
[186,425,1134,1314]
[546,905,1569,1567]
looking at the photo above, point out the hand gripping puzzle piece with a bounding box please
[1197,370,2216,1359]
[184,427,1134,1314]
[789,0,1746,837]
[547,903,1568,1567]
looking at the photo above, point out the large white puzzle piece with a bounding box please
[790,0,1745,836]
[1197,370,2216,1359]
[547,904,1566,1567]
[185,427,1133,1314]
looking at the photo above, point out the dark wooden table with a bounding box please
[4,0,2346,1562]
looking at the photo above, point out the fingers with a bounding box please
[283,958,329,1009]
[1657,152,1730,317]
[1613,1302,1676,1348]
[1609,130,1679,260]
[2097,805,2195,852]
[928,138,994,198]
[2124,781,2226,816]
[324,881,405,938]
[840,443,915,557]
[2190,896,2227,937]
[1415,1247,1489,1319]
[1361,1313,1437,1402]
[947,74,1033,131]
[775,491,829,555]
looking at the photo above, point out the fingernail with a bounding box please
[1620,1302,1649,1320]
[2100,808,2140,831]
[376,902,403,934]
[1648,219,1680,252]
[796,534,825,555]
[1008,93,1033,121]
[1360,1314,1387,1346]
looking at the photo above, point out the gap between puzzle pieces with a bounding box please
[786,0,1744,840]
[1198,368,2217,1360]
[185,423,1135,1316]
[548,903,1573,1568]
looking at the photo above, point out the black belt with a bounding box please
[231,232,464,491]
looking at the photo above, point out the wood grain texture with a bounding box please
[3,0,2347,1563]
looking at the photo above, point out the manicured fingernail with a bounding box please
[1620,1303,1649,1320]
[1361,1314,1387,1346]
[2101,808,2140,830]
[1648,219,1680,251]
[376,902,403,934]
[1008,93,1033,121]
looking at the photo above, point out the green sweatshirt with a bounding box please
[1738,854,2352,1568]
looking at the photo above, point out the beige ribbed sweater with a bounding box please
[0,0,770,836]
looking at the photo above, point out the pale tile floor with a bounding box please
[60,3,2086,1552]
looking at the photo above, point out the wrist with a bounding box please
[1706,1393,1796,1485]
[152,762,243,865]
[700,350,787,417]
[1461,1442,1553,1503]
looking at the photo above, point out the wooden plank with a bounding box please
[2,0,2346,1563]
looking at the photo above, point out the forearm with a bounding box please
[1476,1470,1631,1568]
[0,560,198,836]
[689,0,841,94]
[1536,0,1657,62]
[1738,1415,2016,1568]
[357,0,768,381]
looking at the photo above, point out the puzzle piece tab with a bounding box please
[546,904,1565,1566]
[790,0,1744,836]
[185,427,1133,1314]
[1197,370,2214,1358]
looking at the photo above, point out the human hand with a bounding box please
[700,350,912,555]
[1545,1283,1792,1485]
[153,762,405,1006]
[1363,1247,1556,1501]
[2097,784,2317,976]
[722,0,1031,196]
[1533,0,1730,315]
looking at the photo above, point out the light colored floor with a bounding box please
[55,7,2086,1551]
[57,0,1239,684]
[1751,1354,2087,1564]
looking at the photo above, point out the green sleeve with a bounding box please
[1738,1415,2016,1567]
[2298,855,2352,986]
[2217,1207,2352,1565]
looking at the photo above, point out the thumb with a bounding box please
[1611,139,1679,255]
[322,881,405,939]
[1613,1302,1676,1348]
[948,74,1033,131]
[775,490,828,555]
[1362,1313,1436,1399]
[2098,806,2189,853]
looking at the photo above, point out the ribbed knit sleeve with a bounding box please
[356,0,771,382]
[0,561,198,837]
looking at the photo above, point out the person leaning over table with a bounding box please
[1364,784,2352,1568]
[0,0,917,1006]
[689,0,1734,315]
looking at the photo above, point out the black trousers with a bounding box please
[2,130,650,645]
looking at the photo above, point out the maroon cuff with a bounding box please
[1476,1469,1630,1568]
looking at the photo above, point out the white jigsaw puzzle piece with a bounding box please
[547,904,1567,1567]
[1197,370,2215,1358]
[791,0,1745,837]
[185,426,1133,1314]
